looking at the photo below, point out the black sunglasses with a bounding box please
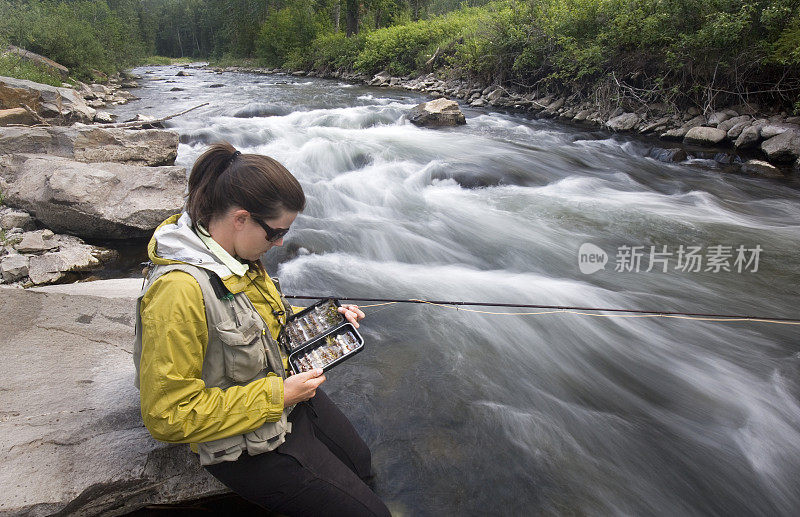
[252,216,290,242]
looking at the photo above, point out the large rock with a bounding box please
[0,284,228,516]
[407,98,466,127]
[0,75,95,124]
[606,113,640,131]
[684,126,727,146]
[660,115,706,140]
[0,154,186,239]
[717,115,751,133]
[0,126,178,166]
[760,131,800,163]
[734,124,762,149]
[369,71,391,87]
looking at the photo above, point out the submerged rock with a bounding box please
[407,98,466,127]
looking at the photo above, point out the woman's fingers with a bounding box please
[337,305,366,328]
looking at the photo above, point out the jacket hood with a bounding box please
[148,212,235,279]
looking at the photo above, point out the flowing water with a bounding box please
[111,64,800,516]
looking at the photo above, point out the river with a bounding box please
[110,64,800,516]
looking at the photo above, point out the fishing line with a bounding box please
[284,295,800,325]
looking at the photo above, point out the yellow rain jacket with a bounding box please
[136,214,302,453]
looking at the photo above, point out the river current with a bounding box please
[110,64,800,516]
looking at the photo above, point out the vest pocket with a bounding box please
[197,434,245,466]
[216,310,267,382]
[244,412,293,455]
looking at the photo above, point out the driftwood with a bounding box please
[92,102,209,129]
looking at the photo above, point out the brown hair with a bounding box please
[185,141,305,231]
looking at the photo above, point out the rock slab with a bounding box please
[0,126,179,167]
[0,284,227,517]
[0,154,186,239]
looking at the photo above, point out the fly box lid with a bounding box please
[281,298,365,373]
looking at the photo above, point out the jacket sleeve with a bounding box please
[138,271,285,444]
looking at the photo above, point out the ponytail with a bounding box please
[185,142,305,231]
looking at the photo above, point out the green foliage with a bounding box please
[0,53,62,86]
[141,56,198,65]
[0,0,147,81]
[308,31,367,70]
[354,6,489,75]
[255,0,329,68]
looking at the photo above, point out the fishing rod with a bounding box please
[282,295,800,325]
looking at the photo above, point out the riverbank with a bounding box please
[207,63,800,178]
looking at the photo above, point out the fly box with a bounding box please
[288,323,364,374]
[281,298,365,373]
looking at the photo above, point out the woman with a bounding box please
[133,142,390,516]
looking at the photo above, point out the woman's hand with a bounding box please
[283,369,326,407]
[338,304,365,328]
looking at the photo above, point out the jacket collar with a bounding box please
[148,213,247,281]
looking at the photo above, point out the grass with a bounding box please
[0,53,63,86]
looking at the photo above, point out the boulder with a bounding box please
[684,126,727,146]
[760,131,800,163]
[0,75,95,124]
[0,154,186,239]
[760,123,799,140]
[370,71,391,87]
[660,115,706,140]
[0,285,228,516]
[0,207,35,231]
[606,112,640,131]
[734,125,762,149]
[0,252,28,281]
[0,126,179,166]
[726,121,750,140]
[717,115,751,133]
[486,88,506,103]
[0,107,37,126]
[707,111,733,125]
[407,98,466,127]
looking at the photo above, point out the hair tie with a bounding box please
[225,150,241,170]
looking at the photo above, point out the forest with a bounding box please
[1,0,800,111]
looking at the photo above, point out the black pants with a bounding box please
[204,389,390,517]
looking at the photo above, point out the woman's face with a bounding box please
[234,209,298,262]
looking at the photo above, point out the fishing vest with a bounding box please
[133,262,295,466]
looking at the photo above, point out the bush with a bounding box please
[0,53,62,86]
[308,31,367,71]
[0,0,146,82]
